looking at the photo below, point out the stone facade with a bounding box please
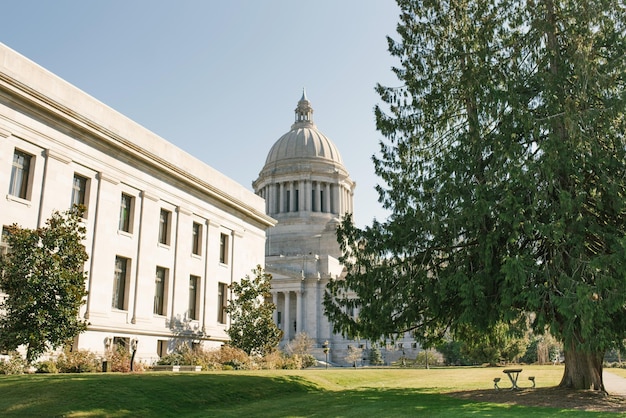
[0,43,275,365]
[254,92,419,365]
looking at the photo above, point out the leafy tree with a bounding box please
[0,207,89,364]
[345,345,363,367]
[226,265,282,356]
[325,0,626,392]
[285,332,315,357]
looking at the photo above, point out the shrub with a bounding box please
[35,360,58,374]
[0,352,26,375]
[56,349,98,373]
[299,354,318,369]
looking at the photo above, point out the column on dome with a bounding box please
[324,183,331,213]
[314,181,321,212]
[268,183,275,214]
[332,183,339,214]
[298,179,305,212]
[304,180,311,212]
[279,182,285,213]
[289,181,295,212]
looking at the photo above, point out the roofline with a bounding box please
[0,44,276,228]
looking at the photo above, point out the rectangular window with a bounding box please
[217,282,228,324]
[320,190,325,212]
[70,174,88,210]
[119,194,133,232]
[159,209,170,245]
[192,222,202,255]
[189,275,199,320]
[9,150,32,199]
[219,233,229,264]
[311,189,316,211]
[294,189,299,211]
[154,266,167,315]
[113,337,130,352]
[112,256,129,310]
[157,340,168,358]
[0,227,10,263]
[285,190,291,212]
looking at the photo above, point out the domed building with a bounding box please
[253,91,358,363]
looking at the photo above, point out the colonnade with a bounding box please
[257,179,353,216]
[271,286,354,344]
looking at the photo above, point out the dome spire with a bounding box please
[292,89,315,129]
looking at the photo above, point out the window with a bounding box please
[113,337,130,352]
[158,209,171,245]
[157,340,168,358]
[192,222,202,255]
[9,150,32,199]
[189,275,200,320]
[311,188,316,211]
[217,282,228,324]
[112,257,129,310]
[294,189,299,211]
[70,174,88,210]
[219,233,229,264]
[1,227,10,255]
[285,190,291,212]
[154,267,167,315]
[119,194,133,232]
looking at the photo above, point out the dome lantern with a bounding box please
[292,88,314,129]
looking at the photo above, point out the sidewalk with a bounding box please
[603,371,626,397]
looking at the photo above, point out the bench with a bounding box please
[493,374,536,390]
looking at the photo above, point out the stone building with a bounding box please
[0,43,275,364]
[254,92,419,365]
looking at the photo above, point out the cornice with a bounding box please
[0,71,276,228]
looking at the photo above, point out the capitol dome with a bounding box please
[264,91,344,166]
[253,91,355,258]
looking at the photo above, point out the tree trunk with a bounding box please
[559,340,605,392]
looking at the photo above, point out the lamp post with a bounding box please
[323,340,330,369]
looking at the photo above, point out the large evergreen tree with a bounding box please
[0,207,89,364]
[325,0,626,391]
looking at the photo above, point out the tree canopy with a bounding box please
[324,0,626,391]
[0,207,89,363]
[226,265,282,356]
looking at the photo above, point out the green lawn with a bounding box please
[0,366,620,417]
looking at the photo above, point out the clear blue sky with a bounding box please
[2,1,401,227]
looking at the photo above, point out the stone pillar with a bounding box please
[295,290,302,334]
[324,183,331,213]
[289,182,295,212]
[272,292,278,325]
[284,291,291,341]
[279,182,285,213]
[299,180,305,212]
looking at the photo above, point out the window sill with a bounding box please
[117,230,133,238]
[6,194,31,207]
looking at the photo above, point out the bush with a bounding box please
[56,349,99,373]
[0,352,26,375]
[299,354,318,369]
[35,360,58,374]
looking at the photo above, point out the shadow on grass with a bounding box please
[0,373,621,417]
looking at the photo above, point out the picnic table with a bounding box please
[503,368,523,390]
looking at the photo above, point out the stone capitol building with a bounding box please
[254,92,418,365]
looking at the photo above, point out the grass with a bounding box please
[0,366,621,417]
